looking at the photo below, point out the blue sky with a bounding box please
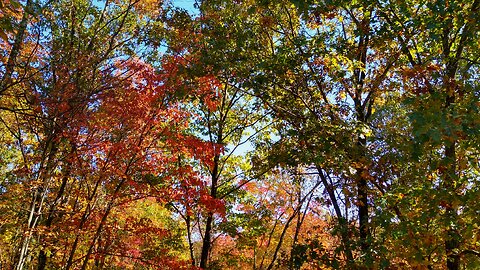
[172,0,197,14]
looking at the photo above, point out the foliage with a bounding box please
[0,0,478,269]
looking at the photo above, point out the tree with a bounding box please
[212,0,400,266]
[376,0,480,268]
[159,4,274,268]
[0,0,216,269]
[0,0,478,269]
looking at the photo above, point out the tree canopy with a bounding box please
[0,0,478,269]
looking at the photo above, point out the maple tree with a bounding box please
[0,0,216,269]
[159,5,274,268]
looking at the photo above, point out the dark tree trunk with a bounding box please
[357,137,370,256]
[200,154,220,269]
[200,214,213,269]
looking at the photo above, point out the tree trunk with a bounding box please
[316,167,354,262]
[200,214,213,269]
[186,215,196,266]
[37,158,72,270]
[443,89,459,270]
[353,10,372,261]
[357,137,369,255]
[200,154,220,269]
